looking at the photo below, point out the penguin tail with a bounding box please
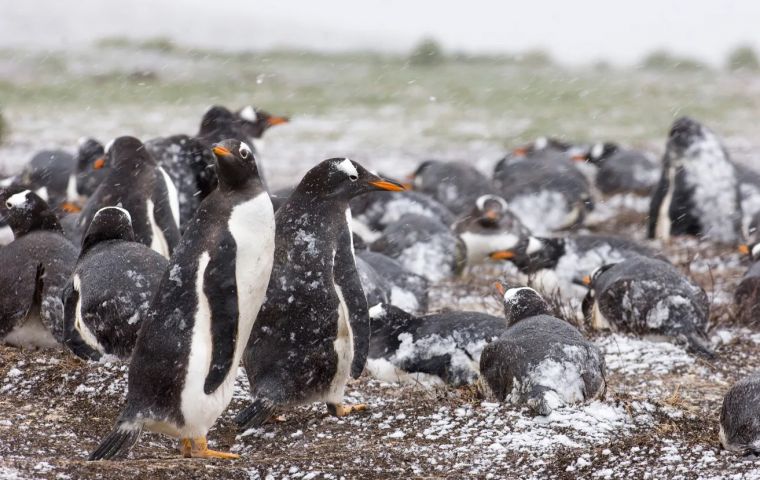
[686,332,715,360]
[235,398,276,431]
[88,421,142,461]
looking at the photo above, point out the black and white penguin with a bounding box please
[366,303,506,386]
[62,207,168,361]
[453,194,530,265]
[0,189,77,348]
[575,142,659,195]
[648,116,743,245]
[479,283,606,415]
[409,160,497,217]
[13,149,76,210]
[355,255,392,308]
[89,139,275,460]
[78,136,180,259]
[235,104,289,155]
[493,147,592,234]
[74,137,108,199]
[580,256,714,357]
[734,163,760,242]
[720,373,760,455]
[369,213,467,282]
[734,242,760,326]
[236,158,404,429]
[357,250,429,314]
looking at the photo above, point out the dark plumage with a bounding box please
[578,142,659,195]
[720,373,760,455]
[357,250,429,314]
[410,160,497,217]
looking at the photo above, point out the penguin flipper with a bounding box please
[235,398,276,430]
[88,422,142,461]
[62,279,102,361]
[0,262,42,337]
[202,234,240,395]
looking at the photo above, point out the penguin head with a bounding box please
[199,105,236,137]
[409,160,438,189]
[489,235,564,272]
[75,137,105,172]
[578,142,618,166]
[99,136,153,172]
[210,139,261,190]
[578,263,617,293]
[296,158,405,201]
[236,105,289,139]
[494,281,550,326]
[2,189,61,237]
[473,194,509,226]
[368,303,418,354]
[81,206,135,253]
[739,242,760,262]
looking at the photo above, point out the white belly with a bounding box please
[655,168,676,241]
[157,166,180,228]
[72,275,105,355]
[591,300,613,331]
[146,199,171,259]
[324,283,354,404]
[4,306,58,349]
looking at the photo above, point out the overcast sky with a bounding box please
[2,0,760,65]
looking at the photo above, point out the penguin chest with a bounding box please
[3,303,57,349]
[655,167,676,241]
[591,300,613,331]
[325,283,354,404]
[146,199,171,259]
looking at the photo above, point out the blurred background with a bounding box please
[2,0,760,186]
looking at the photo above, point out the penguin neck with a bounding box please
[11,210,63,238]
[81,227,134,256]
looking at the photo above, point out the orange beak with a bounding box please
[571,154,587,162]
[494,281,506,296]
[582,275,591,286]
[739,244,750,255]
[401,182,414,190]
[489,250,515,260]
[60,201,82,213]
[266,116,289,127]
[484,209,500,221]
[93,157,106,170]
[513,147,527,156]
[212,145,232,157]
[370,180,406,192]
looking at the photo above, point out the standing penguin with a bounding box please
[88,139,274,460]
[78,136,180,259]
[237,158,404,429]
[648,117,743,244]
[0,189,77,348]
[62,207,168,361]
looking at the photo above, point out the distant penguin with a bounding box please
[453,194,530,265]
[62,207,168,361]
[88,139,275,460]
[357,250,429,314]
[480,283,606,415]
[648,117,743,245]
[74,137,108,199]
[355,255,392,308]
[510,137,576,159]
[734,242,760,327]
[236,158,404,429]
[734,164,760,242]
[78,136,180,259]
[0,189,77,348]
[235,104,289,155]
[14,149,76,210]
[720,373,760,455]
[581,257,714,357]
[366,303,507,386]
[409,160,496,217]
[370,213,467,282]
[575,142,659,195]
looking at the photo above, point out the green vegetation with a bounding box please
[639,50,707,72]
[96,36,178,53]
[0,110,5,144]
[726,45,760,71]
[408,37,445,66]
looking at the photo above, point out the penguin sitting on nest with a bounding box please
[574,142,659,196]
[236,158,404,430]
[89,139,275,460]
[720,372,760,455]
[648,116,743,245]
[580,257,714,357]
[0,189,78,348]
[356,250,429,314]
[11,149,76,212]
[366,303,507,387]
[78,136,180,259]
[62,207,168,361]
[408,160,497,217]
[734,242,760,327]
[479,282,606,416]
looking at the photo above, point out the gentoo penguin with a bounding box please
[62,207,168,361]
[510,137,575,158]
[453,194,530,265]
[493,147,592,234]
[366,303,506,386]
[0,189,77,348]
[14,149,76,209]
[357,250,429,314]
[237,158,404,429]
[409,160,496,217]
[734,242,760,327]
[235,105,289,155]
[575,142,659,195]
[648,117,743,245]
[370,213,466,282]
[489,234,660,299]
[355,255,392,308]
[720,373,760,455]
[88,139,274,460]
[734,164,760,242]
[580,257,714,357]
[78,136,180,259]
[350,190,455,241]
[479,283,606,415]
[74,137,107,199]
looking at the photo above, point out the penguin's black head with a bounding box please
[199,105,236,137]
[81,206,135,253]
[578,263,617,292]
[3,189,62,237]
[578,142,618,166]
[100,136,153,172]
[668,116,705,151]
[368,303,418,356]
[473,194,509,226]
[211,139,260,190]
[739,242,760,262]
[296,158,405,201]
[409,160,438,188]
[236,105,289,139]
[494,281,550,326]
[75,137,105,172]
[489,236,564,273]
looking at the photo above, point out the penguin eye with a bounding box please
[348,174,358,182]
[239,147,250,159]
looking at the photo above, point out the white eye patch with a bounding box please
[591,143,604,159]
[240,105,257,122]
[335,158,358,178]
[6,190,31,209]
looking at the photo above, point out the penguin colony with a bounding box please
[2,108,760,464]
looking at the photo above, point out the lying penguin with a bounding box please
[575,142,659,195]
[720,372,760,455]
[370,213,467,282]
[356,250,429,314]
[479,283,606,415]
[734,242,760,327]
[581,257,713,357]
[453,194,530,266]
[62,207,168,361]
[366,303,507,387]
[648,116,743,245]
[0,189,77,348]
[409,160,497,217]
